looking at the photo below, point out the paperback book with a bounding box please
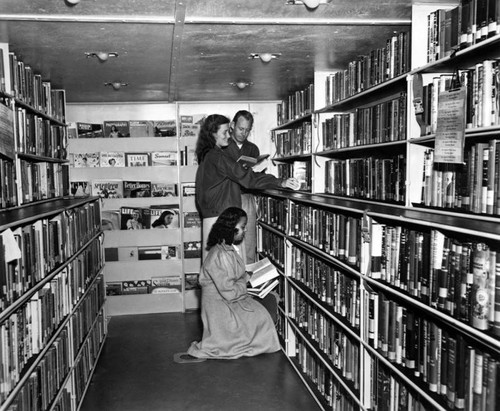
[150,205,180,229]
[153,120,177,137]
[129,120,155,137]
[100,151,125,167]
[103,121,130,138]
[123,180,151,198]
[183,241,202,259]
[151,151,178,166]
[91,179,123,198]
[125,152,150,167]
[151,182,178,197]
[71,152,100,168]
[120,207,150,230]
[101,210,121,230]
[69,181,91,197]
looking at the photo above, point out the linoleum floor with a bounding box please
[80,311,320,411]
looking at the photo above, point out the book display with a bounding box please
[68,105,202,314]
[257,4,500,410]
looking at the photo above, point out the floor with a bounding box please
[80,311,320,411]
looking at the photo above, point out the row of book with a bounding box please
[0,203,101,310]
[15,108,67,158]
[324,31,410,106]
[427,1,500,63]
[324,155,406,203]
[321,92,407,150]
[276,161,311,192]
[419,140,500,215]
[0,44,67,123]
[71,180,185,199]
[273,122,312,157]
[259,230,285,270]
[276,83,314,125]
[367,290,499,410]
[256,196,287,232]
[20,160,69,204]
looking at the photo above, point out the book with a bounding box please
[153,120,177,137]
[71,152,100,168]
[150,151,178,166]
[101,210,121,231]
[236,153,270,170]
[103,120,130,138]
[151,182,177,197]
[129,120,155,137]
[246,257,279,288]
[125,152,150,167]
[100,151,125,167]
[247,278,279,299]
[181,182,196,197]
[180,123,200,138]
[69,180,91,197]
[123,180,151,198]
[183,211,201,228]
[91,179,123,198]
[150,275,181,293]
[120,207,149,230]
[76,122,104,138]
[183,241,202,259]
[150,205,180,229]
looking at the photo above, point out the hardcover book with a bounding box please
[71,152,100,168]
[100,151,125,167]
[151,151,178,166]
[101,209,121,230]
[181,182,196,197]
[129,120,155,137]
[123,180,151,198]
[125,152,150,167]
[76,122,104,138]
[150,275,181,293]
[69,181,91,197]
[150,205,180,229]
[103,121,130,138]
[183,241,202,259]
[183,211,201,228]
[91,179,123,198]
[151,182,177,197]
[153,120,177,137]
[237,153,270,170]
[120,207,149,230]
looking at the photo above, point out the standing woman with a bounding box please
[195,114,299,260]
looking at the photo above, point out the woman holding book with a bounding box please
[187,207,279,359]
[195,114,300,260]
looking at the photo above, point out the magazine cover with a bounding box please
[149,205,180,229]
[121,280,150,295]
[150,151,178,166]
[125,152,150,167]
[101,210,121,230]
[103,121,130,138]
[183,241,202,259]
[71,152,100,168]
[69,181,91,197]
[151,182,177,197]
[185,273,201,290]
[91,179,123,198]
[181,182,196,197]
[76,122,104,138]
[100,151,125,167]
[150,275,181,294]
[120,207,150,230]
[179,123,200,138]
[123,180,151,198]
[129,120,155,137]
[137,245,178,260]
[153,120,177,137]
[183,211,201,228]
[106,282,123,296]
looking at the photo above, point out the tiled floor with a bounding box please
[80,311,320,411]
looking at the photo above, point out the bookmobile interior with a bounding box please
[0,1,499,410]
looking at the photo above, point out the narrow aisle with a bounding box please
[80,312,320,411]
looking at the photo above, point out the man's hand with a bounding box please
[282,178,301,190]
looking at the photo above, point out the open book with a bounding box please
[237,153,270,171]
[246,257,279,288]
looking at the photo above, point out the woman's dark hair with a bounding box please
[195,114,230,163]
[151,210,175,228]
[207,207,247,248]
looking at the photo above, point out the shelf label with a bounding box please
[434,88,466,164]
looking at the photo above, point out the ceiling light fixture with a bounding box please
[104,82,129,91]
[65,0,81,5]
[230,81,254,90]
[286,0,328,9]
[85,51,119,62]
[248,53,282,63]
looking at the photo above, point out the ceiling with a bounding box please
[0,0,422,104]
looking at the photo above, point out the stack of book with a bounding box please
[246,257,279,299]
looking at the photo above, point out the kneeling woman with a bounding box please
[187,207,279,359]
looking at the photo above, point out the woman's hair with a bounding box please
[151,210,175,228]
[207,207,247,248]
[195,114,230,163]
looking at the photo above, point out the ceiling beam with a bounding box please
[168,1,186,102]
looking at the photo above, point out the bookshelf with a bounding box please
[258,2,500,409]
